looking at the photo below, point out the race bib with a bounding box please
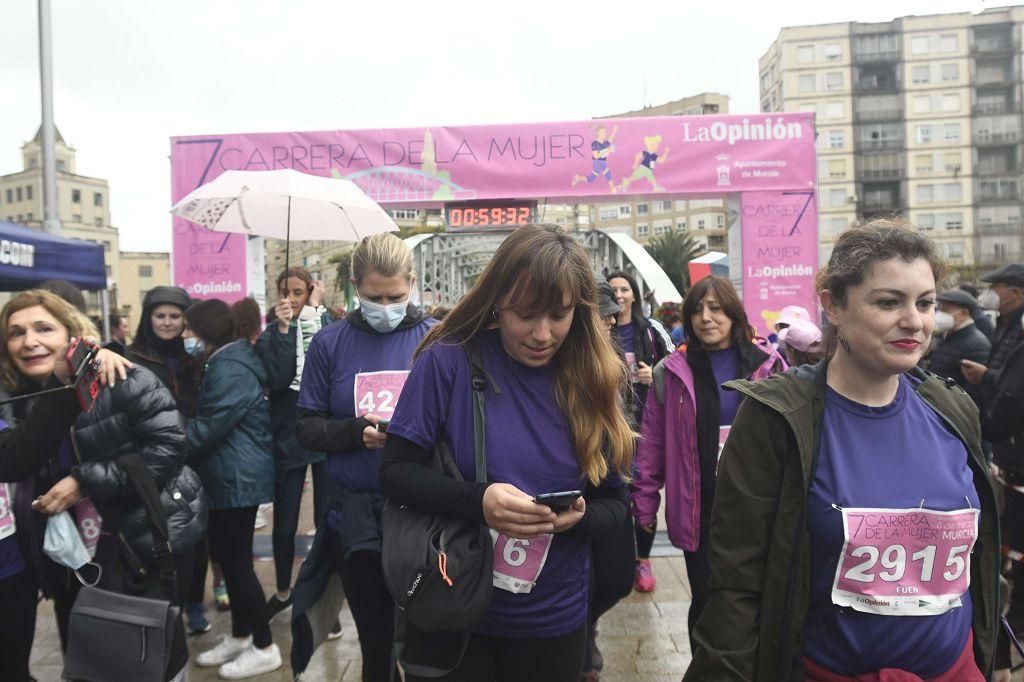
[625,352,639,383]
[353,371,410,417]
[718,426,731,461]
[489,529,553,594]
[73,499,103,559]
[0,483,16,541]
[832,506,978,616]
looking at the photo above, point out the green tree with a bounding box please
[329,247,355,312]
[643,230,705,297]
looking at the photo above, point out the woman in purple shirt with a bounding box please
[685,222,1000,681]
[380,224,634,681]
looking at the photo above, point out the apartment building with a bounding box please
[760,6,1024,270]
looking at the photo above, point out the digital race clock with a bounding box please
[444,201,537,231]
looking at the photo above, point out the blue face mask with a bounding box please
[359,297,408,333]
[43,511,102,586]
[183,337,206,357]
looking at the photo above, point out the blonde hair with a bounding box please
[0,289,98,390]
[417,225,634,485]
[351,233,413,285]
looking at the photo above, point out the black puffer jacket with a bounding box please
[928,322,991,406]
[69,366,202,562]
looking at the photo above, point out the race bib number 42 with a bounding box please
[832,506,979,616]
[353,371,410,417]
[489,529,553,594]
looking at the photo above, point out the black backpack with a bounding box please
[381,341,496,676]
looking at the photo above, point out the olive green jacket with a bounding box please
[683,360,1000,681]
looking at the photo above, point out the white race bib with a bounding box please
[489,529,553,594]
[0,483,16,541]
[832,506,978,616]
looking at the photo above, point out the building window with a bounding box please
[105,265,112,276]
[826,102,844,119]
[94,217,103,226]
[3,190,9,203]
[654,223,671,236]
[102,240,111,252]
[825,72,843,91]
[829,159,847,178]
[716,214,725,228]
[917,185,935,203]
[911,65,930,84]
[798,75,816,93]
[915,125,933,144]
[797,46,814,63]
[636,203,649,215]
[598,207,617,220]
[677,221,687,231]
[26,213,32,221]
[824,44,842,61]
[697,218,706,230]
[943,124,960,142]
[72,189,81,204]
[915,154,934,173]
[828,188,846,206]
[917,214,935,230]
[26,186,32,201]
[618,205,631,217]
[941,63,958,82]
[945,241,964,259]
[828,131,845,149]
[56,160,65,172]
[943,152,961,172]
[942,95,960,112]
[636,223,649,237]
[939,34,958,53]
[15,188,22,202]
[94,193,103,207]
[139,265,153,277]
[942,213,963,230]
[913,96,931,114]
[942,182,962,202]
[911,36,930,55]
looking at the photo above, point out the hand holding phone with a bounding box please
[65,338,100,411]
[376,419,391,433]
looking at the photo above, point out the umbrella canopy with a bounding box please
[169,168,398,241]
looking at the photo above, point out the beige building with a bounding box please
[118,251,171,333]
[760,6,1024,270]
[0,127,121,313]
[590,93,731,251]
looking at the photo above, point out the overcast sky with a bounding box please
[0,0,987,252]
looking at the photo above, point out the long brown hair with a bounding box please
[417,225,633,484]
[0,289,98,391]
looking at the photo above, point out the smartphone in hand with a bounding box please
[65,338,100,411]
[533,490,582,512]
[376,419,391,433]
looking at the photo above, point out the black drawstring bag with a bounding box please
[381,342,496,676]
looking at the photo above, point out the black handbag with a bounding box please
[382,342,496,676]
[63,453,185,682]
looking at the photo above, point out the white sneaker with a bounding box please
[196,635,252,667]
[217,643,282,680]
[253,509,268,530]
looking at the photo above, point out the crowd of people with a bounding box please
[2,221,1024,680]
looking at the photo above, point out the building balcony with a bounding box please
[976,250,1024,268]
[853,81,900,95]
[853,49,900,63]
[856,138,903,151]
[975,179,1022,202]
[972,37,1018,55]
[858,167,904,181]
[854,109,904,123]
[858,198,902,212]
[974,130,1021,146]
[975,71,1013,87]
[976,164,1021,177]
[975,222,1024,237]
[973,101,1020,115]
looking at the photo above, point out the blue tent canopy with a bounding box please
[0,221,106,292]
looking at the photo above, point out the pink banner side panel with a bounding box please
[740,190,820,338]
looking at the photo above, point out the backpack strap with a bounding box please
[116,452,176,585]
[464,341,500,484]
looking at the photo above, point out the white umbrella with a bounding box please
[170,168,398,273]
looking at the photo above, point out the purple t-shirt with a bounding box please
[387,329,591,638]
[0,419,26,581]
[709,347,742,426]
[805,375,978,676]
[615,321,636,356]
[296,317,435,493]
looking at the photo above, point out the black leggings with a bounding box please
[636,518,657,559]
[405,622,587,682]
[272,462,326,593]
[207,507,272,648]
[327,532,397,682]
[684,537,712,653]
[0,569,37,682]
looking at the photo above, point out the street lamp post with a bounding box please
[38,0,61,236]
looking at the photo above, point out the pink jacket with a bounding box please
[631,341,783,551]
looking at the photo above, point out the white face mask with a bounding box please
[933,310,955,333]
[42,511,102,586]
[359,297,408,333]
[979,289,1000,310]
